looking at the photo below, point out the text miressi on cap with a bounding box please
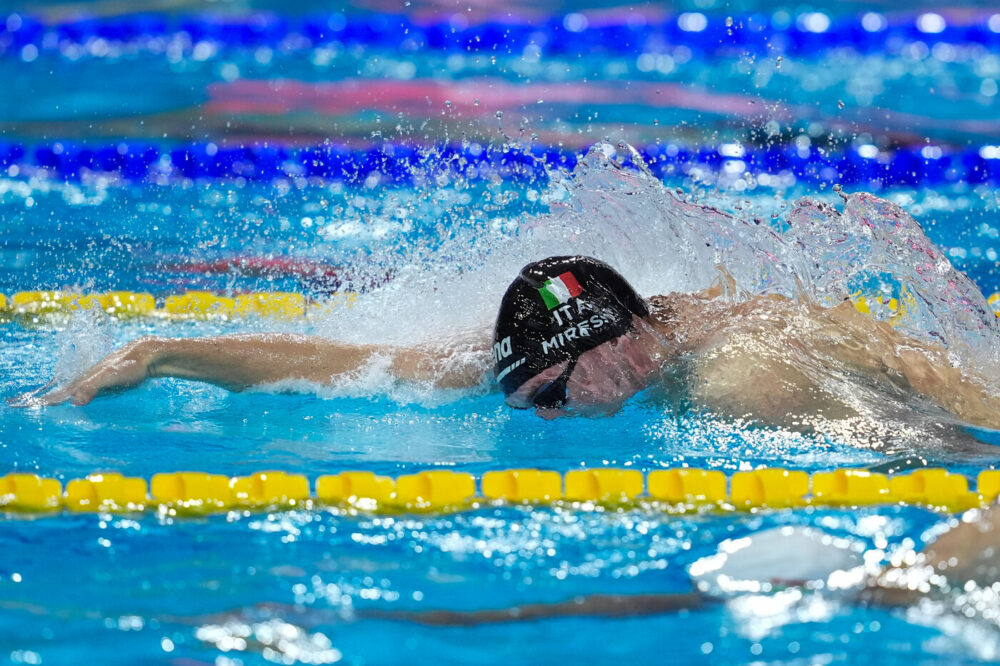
[492,256,649,395]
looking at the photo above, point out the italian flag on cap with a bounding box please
[538,271,583,310]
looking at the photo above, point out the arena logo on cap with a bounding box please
[538,271,582,310]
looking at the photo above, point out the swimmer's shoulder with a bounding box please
[647,293,692,327]
[645,290,803,350]
[645,292,732,350]
[646,290,732,322]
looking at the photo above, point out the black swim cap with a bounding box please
[492,256,649,396]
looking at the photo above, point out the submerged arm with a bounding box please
[364,592,708,626]
[25,333,488,406]
[862,505,1000,606]
[406,508,998,623]
[920,505,1000,585]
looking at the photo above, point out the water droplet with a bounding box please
[495,111,503,119]
[837,100,845,109]
[473,98,480,106]
[775,56,783,69]
[445,100,452,107]
[726,16,734,27]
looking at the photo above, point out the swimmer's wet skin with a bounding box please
[16,255,1000,431]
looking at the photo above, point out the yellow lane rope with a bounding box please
[852,288,1000,321]
[0,291,356,321]
[0,290,997,323]
[1,467,998,516]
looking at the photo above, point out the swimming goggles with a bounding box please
[530,358,579,409]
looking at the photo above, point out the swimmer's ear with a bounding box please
[698,265,740,301]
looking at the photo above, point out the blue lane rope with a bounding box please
[2,140,1000,189]
[2,11,1000,60]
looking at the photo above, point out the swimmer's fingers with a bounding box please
[7,379,60,408]
[8,381,91,407]
[12,353,149,408]
[7,389,48,408]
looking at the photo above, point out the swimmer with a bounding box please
[364,503,1000,626]
[17,255,1000,431]
[179,504,1000,630]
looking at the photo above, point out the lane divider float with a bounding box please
[2,467,999,516]
[2,289,999,323]
[0,290,356,322]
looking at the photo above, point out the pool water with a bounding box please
[2,152,1000,665]
[4,3,1000,665]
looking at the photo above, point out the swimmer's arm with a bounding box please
[174,592,707,629]
[25,334,488,406]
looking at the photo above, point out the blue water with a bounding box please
[3,165,1000,665]
[4,3,1000,665]
[0,506,954,666]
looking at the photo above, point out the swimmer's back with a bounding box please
[647,293,1000,430]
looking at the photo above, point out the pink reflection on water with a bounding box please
[206,78,780,119]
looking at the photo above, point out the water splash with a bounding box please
[323,142,999,380]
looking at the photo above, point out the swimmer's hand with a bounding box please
[11,338,155,407]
